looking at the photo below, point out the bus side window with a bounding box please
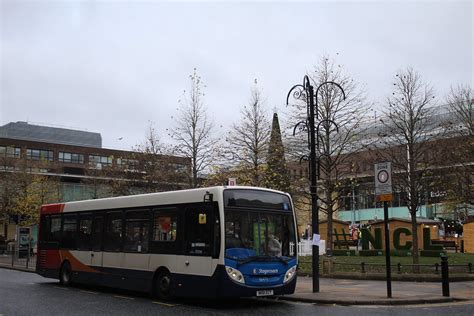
[78,213,92,250]
[40,215,50,243]
[61,214,78,249]
[185,207,212,256]
[153,213,177,242]
[124,210,149,253]
[104,211,123,252]
[91,215,103,251]
[50,215,61,243]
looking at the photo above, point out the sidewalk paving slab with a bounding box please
[276,276,474,305]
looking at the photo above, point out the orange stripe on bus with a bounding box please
[60,250,100,273]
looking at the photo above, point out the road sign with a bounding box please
[375,162,392,201]
[228,178,237,186]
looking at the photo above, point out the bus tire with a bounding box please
[155,270,172,300]
[60,261,72,286]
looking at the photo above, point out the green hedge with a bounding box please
[420,250,447,257]
[391,250,413,257]
[332,249,356,256]
[359,250,385,256]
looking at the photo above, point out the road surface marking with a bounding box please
[113,295,134,300]
[152,301,178,307]
[53,286,69,290]
[80,290,98,295]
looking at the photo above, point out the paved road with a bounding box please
[1,269,474,315]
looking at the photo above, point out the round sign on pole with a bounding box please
[375,162,393,202]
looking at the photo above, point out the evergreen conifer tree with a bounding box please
[265,113,290,192]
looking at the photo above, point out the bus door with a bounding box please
[178,204,219,294]
[90,214,104,273]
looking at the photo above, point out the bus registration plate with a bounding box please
[256,290,274,296]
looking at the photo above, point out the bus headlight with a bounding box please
[225,266,245,284]
[284,265,297,283]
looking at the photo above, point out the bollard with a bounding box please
[435,263,439,274]
[11,244,14,267]
[441,255,450,297]
[468,263,472,274]
[461,240,464,253]
[361,262,366,273]
[397,263,401,274]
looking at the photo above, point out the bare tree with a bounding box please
[442,84,474,218]
[378,67,438,267]
[224,80,271,186]
[131,123,188,193]
[287,56,369,253]
[170,69,215,188]
[446,84,474,137]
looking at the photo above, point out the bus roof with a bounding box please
[41,186,289,214]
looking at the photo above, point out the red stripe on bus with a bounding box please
[42,249,62,269]
[41,203,65,215]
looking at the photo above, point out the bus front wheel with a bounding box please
[60,262,72,286]
[155,271,172,300]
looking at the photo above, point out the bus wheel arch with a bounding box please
[59,260,72,286]
[153,267,173,300]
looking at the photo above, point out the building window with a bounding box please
[27,167,49,173]
[169,163,188,173]
[59,152,84,164]
[89,155,113,169]
[0,146,21,159]
[26,148,53,161]
[117,158,139,171]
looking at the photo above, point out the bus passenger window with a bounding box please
[185,208,212,256]
[77,215,92,250]
[104,212,123,252]
[124,211,149,252]
[62,214,78,249]
[50,215,61,243]
[153,214,177,242]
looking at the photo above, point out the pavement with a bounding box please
[1,260,473,306]
[281,275,474,305]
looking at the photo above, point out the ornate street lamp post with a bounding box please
[287,76,345,293]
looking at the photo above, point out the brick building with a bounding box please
[0,121,191,240]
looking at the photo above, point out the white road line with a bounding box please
[53,286,69,290]
[80,290,98,295]
[113,295,135,300]
[152,301,177,307]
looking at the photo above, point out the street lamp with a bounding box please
[287,76,345,293]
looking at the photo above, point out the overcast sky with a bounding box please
[1,0,472,151]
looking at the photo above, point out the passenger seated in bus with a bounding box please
[267,234,282,256]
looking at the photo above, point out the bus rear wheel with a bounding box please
[60,262,72,286]
[155,271,172,300]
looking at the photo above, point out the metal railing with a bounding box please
[0,244,36,270]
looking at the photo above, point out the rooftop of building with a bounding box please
[0,121,102,148]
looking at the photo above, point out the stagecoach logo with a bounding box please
[253,268,278,275]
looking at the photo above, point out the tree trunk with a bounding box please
[410,208,420,273]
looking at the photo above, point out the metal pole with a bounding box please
[383,201,392,298]
[307,81,320,293]
[441,255,450,297]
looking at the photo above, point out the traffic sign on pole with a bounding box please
[375,162,393,202]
